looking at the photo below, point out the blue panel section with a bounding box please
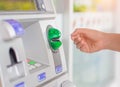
[5,19,24,36]
[38,72,46,81]
[55,65,62,74]
[15,82,25,87]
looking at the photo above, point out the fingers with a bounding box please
[77,43,90,53]
[71,30,83,49]
[71,29,79,36]
[76,40,85,49]
[71,30,79,41]
[71,28,85,41]
[76,41,83,49]
[74,38,91,53]
[73,36,82,45]
[71,28,92,53]
[71,28,87,36]
[71,31,83,41]
[71,35,78,41]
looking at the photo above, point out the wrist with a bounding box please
[101,33,112,50]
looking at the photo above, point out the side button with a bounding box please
[15,82,25,87]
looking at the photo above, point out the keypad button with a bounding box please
[35,63,42,67]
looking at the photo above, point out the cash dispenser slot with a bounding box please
[7,47,25,81]
[9,48,18,66]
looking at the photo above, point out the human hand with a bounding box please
[71,28,106,53]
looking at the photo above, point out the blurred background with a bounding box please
[53,0,120,87]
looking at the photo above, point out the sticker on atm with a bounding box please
[15,82,25,87]
[55,65,62,74]
[38,72,46,81]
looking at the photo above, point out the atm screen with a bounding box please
[0,0,38,11]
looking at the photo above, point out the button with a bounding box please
[38,72,46,81]
[5,19,24,36]
[30,65,36,69]
[15,82,25,87]
[41,4,46,10]
[28,60,36,65]
[26,59,30,63]
[55,65,62,74]
[29,65,36,70]
[29,66,33,70]
[35,63,42,67]
[27,64,31,67]
[0,19,24,40]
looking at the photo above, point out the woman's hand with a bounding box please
[71,28,106,53]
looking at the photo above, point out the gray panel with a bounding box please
[22,22,49,65]
[0,79,2,87]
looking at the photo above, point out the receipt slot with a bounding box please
[0,0,75,87]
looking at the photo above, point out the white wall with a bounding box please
[109,0,120,87]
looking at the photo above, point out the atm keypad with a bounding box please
[27,59,42,71]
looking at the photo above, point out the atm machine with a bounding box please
[0,0,75,87]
